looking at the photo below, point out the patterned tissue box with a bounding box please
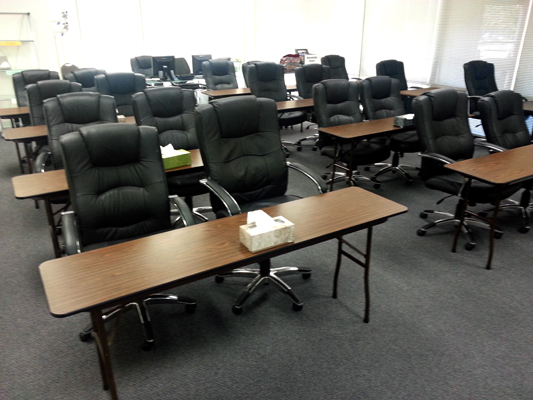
[239,215,294,253]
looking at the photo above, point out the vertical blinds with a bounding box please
[361,0,532,96]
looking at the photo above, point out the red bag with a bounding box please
[280,54,302,72]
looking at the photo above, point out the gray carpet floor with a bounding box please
[1,123,532,400]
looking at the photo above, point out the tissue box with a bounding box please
[239,216,294,253]
[162,149,191,170]
[393,113,415,127]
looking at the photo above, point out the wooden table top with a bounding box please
[319,117,407,140]
[0,106,29,118]
[3,124,46,141]
[39,186,407,317]
[203,85,298,99]
[445,144,533,185]
[400,87,440,97]
[523,101,533,114]
[12,149,203,200]
[276,98,313,112]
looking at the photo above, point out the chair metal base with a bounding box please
[416,209,503,250]
[215,259,310,314]
[79,294,196,350]
[481,190,532,233]
[369,151,419,184]
[322,166,381,189]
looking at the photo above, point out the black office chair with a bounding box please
[413,89,521,250]
[376,59,420,112]
[293,63,331,150]
[132,86,210,220]
[241,60,262,88]
[463,60,498,117]
[64,68,106,92]
[202,59,238,90]
[313,79,391,189]
[59,123,196,350]
[321,55,349,80]
[478,90,533,233]
[246,61,308,151]
[12,69,60,126]
[130,55,153,77]
[95,72,146,116]
[194,95,327,314]
[60,63,79,79]
[26,80,82,126]
[360,76,421,184]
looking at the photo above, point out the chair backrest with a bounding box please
[241,61,262,88]
[202,59,238,90]
[478,90,531,149]
[95,72,146,116]
[195,95,288,214]
[376,60,408,91]
[43,92,118,169]
[132,86,198,150]
[246,62,288,102]
[12,69,60,107]
[463,60,498,97]
[26,80,83,126]
[130,55,153,77]
[412,89,474,178]
[174,57,192,76]
[313,79,363,128]
[60,63,79,79]
[360,76,405,120]
[60,123,171,248]
[65,68,106,92]
[320,55,348,80]
[294,64,331,99]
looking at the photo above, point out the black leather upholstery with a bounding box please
[65,68,106,92]
[360,76,421,183]
[376,60,408,91]
[95,72,146,116]
[295,64,330,99]
[12,69,60,108]
[26,80,82,126]
[413,89,521,246]
[202,59,238,90]
[43,92,118,169]
[321,55,349,80]
[132,86,208,204]
[464,61,498,97]
[130,55,154,77]
[313,79,391,181]
[246,62,307,131]
[60,124,169,249]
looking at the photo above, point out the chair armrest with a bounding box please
[169,195,196,227]
[475,141,507,152]
[200,178,241,216]
[287,161,328,193]
[419,152,455,165]
[34,150,51,173]
[62,210,81,255]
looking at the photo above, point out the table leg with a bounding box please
[91,309,119,399]
[13,142,25,174]
[23,142,34,174]
[330,141,339,192]
[452,178,471,253]
[43,199,62,258]
[486,195,502,270]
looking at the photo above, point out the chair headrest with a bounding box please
[468,60,492,80]
[427,89,460,121]
[323,79,352,104]
[34,80,80,101]
[255,62,279,82]
[71,68,103,87]
[21,69,58,84]
[366,76,392,99]
[210,59,231,76]
[325,55,344,69]
[212,96,260,138]
[378,60,402,76]
[56,92,106,124]
[78,123,143,166]
[486,90,522,119]
[144,87,185,118]
[135,56,153,69]
[303,64,325,83]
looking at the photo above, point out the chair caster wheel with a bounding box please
[364,166,370,171]
[141,341,154,351]
[79,332,91,342]
[302,272,311,279]
[296,146,302,151]
[479,211,488,217]
[494,231,503,239]
[232,306,243,315]
[417,229,426,236]
[373,183,381,189]
[292,303,303,311]
[215,275,224,283]
[321,174,328,180]
[419,212,428,219]
[518,226,529,234]
[185,303,196,314]
[465,242,475,251]
[312,147,317,151]
[405,179,413,186]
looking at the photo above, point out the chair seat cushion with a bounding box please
[278,111,307,127]
[215,194,302,218]
[321,140,391,166]
[389,130,421,153]
[167,171,208,197]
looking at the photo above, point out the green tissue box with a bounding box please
[162,149,191,170]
